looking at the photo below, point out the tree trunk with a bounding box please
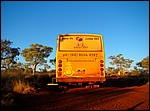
[118,71,121,75]
[118,67,122,75]
[32,63,38,75]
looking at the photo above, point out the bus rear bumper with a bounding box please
[56,77,106,83]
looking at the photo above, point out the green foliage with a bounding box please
[136,56,149,74]
[39,64,51,72]
[50,57,56,67]
[21,43,53,62]
[106,67,116,76]
[128,66,141,75]
[21,43,53,75]
[108,54,134,75]
[1,39,20,70]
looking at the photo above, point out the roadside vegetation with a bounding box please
[1,38,149,109]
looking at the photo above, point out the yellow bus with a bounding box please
[55,34,106,86]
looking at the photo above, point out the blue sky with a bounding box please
[1,1,149,70]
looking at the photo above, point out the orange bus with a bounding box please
[55,34,106,86]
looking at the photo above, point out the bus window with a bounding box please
[59,35,102,52]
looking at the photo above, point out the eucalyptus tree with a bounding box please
[106,67,115,75]
[122,58,134,73]
[131,66,140,75]
[136,56,149,74]
[1,39,20,70]
[39,64,51,72]
[108,54,134,75]
[50,57,56,67]
[21,43,53,75]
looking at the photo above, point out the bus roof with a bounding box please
[58,33,102,37]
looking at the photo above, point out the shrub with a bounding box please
[13,79,36,94]
[24,74,55,88]
[1,74,14,93]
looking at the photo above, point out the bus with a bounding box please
[55,33,106,87]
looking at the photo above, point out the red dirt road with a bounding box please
[15,83,149,110]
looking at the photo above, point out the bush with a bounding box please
[1,74,15,93]
[24,74,55,88]
[1,73,55,95]
[1,73,36,94]
[13,79,36,94]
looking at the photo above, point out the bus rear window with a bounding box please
[58,36,103,52]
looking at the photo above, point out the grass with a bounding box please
[1,73,53,109]
[12,79,36,94]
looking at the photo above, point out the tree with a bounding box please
[39,64,51,72]
[106,67,115,76]
[136,56,149,74]
[108,54,134,75]
[22,63,33,74]
[50,57,56,67]
[21,43,53,75]
[130,66,140,75]
[1,39,20,70]
[122,58,134,73]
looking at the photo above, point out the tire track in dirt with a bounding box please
[35,88,133,110]
[16,84,149,110]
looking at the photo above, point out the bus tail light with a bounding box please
[58,68,62,71]
[58,60,62,76]
[100,60,104,76]
[100,60,104,63]
[58,60,62,63]
[100,64,104,67]
[100,68,104,71]
[58,64,62,67]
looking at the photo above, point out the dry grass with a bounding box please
[13,79,36,94]
[1,73,36,109]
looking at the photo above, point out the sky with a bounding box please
[1,1,149,70]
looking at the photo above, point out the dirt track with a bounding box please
[14,82,149,110]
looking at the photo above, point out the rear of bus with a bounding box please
[56,34,106,85]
